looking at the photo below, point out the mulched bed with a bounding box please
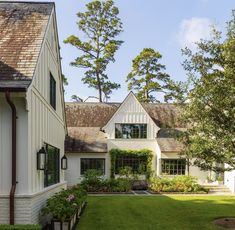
[88,191,134,195]
[148,190,208,195]
[213,218,235,229]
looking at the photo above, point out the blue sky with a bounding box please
[21,0,235,102]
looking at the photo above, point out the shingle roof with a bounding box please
[65,102,185,153]
[65,127,107,153]
[0,1,53,90]
[65,102,185,128]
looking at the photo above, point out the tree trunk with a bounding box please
[96,72,102,102]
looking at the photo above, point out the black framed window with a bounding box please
[50,73,56,110]
[115,155,147,174]
[44,144,60,187]
[161,159,186,175]
[115,124,147,139]
[81,158,105,175]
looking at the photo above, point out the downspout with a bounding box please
[5,91,17,225]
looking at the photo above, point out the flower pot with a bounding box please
[52,214,76,230]
[76,206,82,219]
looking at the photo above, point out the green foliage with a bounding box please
[71,95,83,102]
[0,225,41,230]
[109,148,153,178]
[41,187,87,221]
[64,0,123,102]
[80,169,132,192]
[62,74,68,86]
[149,176,208,193]
[126,48,180,103]
[180,11,235,172]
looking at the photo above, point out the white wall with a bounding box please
[224,168,235,193]
[0,182,66,224]
[65,153,108,186]
[0,96,28,195]
[0,9,66,224]
[26,10,66,194]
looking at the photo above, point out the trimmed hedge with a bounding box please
[0,225,41,230]
[109,148,153,178]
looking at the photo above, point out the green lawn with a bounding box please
[78,195,235,230]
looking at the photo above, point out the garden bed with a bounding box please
[148,190,209,195]
[88,191,134,195]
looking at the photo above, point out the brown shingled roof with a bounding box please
[0,1,53,89]
[65,127,107,153]
[65,102,120,127]
[65,102,185,153]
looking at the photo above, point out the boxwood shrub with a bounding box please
[0,225,41,230]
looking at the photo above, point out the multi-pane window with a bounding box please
[44,144,60,187]
[161,159,186,175]
[115,124,147,139]
[50,73,56,110]
[115,156,147,174]
[81,158,105,175]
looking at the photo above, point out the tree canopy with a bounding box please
[64,0,123,102]
[126,48,180,103]
[180,11,235,172]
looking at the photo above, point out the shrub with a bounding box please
[41,187,87,221]
[0,225,41,230]
[149,175,208,193]
[80,169,132,192]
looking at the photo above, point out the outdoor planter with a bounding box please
[52,213,77,230]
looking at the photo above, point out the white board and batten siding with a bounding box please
[27,8,66,194]
[0,9,66,224]
[104,93,159,140]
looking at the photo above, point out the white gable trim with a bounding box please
[103,92,160,130]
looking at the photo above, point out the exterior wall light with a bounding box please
[37,147,47,170]
[61,155,68,170]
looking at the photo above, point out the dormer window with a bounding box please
[50,73,56,110]
[115,124,147,139]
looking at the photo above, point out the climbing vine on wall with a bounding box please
[109,148,153,178]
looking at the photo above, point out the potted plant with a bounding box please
[42,187,87,230]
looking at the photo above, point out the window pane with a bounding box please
[81,158,105,175]
[161,159,186,175]
[115,155,147,174]
[44,144,60,187]
[115,124,147,139]
[50,73,56,110]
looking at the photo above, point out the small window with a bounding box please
[161,159,186,175]
[50,73,56,110]
[115,124,147,139]
[44,144,60,187]
[81,158,105,175]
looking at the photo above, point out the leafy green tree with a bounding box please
[126,48,179,103]
[64,0,123,102]
[181,11,235,172]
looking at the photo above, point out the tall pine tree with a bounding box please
[64,0,123,102]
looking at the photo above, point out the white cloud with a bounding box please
[178,17,211,50]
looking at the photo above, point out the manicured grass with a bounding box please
[78,195,235,230]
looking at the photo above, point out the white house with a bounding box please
[0,2,67,224]
[65,92,208,186]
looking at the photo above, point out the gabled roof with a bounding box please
[65,101,185,129]
[65,100,185,153]
[0,1,54,90]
